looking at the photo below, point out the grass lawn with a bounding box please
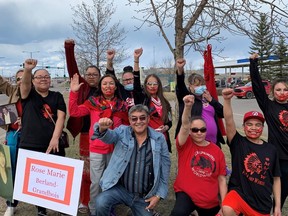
[0,91,287,215]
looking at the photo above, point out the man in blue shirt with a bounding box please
[91,104,171,216]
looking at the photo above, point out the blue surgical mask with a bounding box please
[124,83,134,91]
[194,85,207,96]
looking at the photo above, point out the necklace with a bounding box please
[151,96,161,107]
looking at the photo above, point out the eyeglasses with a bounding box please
[85,73,99,78]
[146,82,158,86]
[130,115,147,123]
[122,78,134,82]
[190,127,207,133]
[33,75,51,80]
[16,77,22,81]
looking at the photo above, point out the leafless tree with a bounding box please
[71,0,128,68]
[128,0,288,60]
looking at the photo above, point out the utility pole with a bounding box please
[0,56,5,76]
[22,50,40,58]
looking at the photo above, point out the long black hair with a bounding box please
[96,74,122,99]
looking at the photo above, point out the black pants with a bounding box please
[280,160,288,208]
[170,192,220,216]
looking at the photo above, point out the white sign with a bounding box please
[13,149,83,216]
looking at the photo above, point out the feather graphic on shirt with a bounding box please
[42,104,53,121]
[244,152,262,175]
[279,110,288,128]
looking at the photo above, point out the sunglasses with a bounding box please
[130,115,147,123]
[190,127,207,133]
[16,77,22,81]
[146,82,158,86]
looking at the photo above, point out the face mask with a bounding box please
[194,85,207,95]
[124,83,134,91]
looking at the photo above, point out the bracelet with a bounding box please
[134,60,139,63]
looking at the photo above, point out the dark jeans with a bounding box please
[95,184,153,216]
[280,160,288,208]
[170,192,220,216]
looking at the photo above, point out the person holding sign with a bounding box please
[0,67,23,216]
[19,59,67,216]
[91,104,171,216]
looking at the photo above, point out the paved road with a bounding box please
[170,95,268,138]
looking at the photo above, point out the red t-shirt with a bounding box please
[174,136,226,208]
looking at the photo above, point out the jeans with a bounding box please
[89,152,112,215]
[95,184,153,216]
[6,130,20,207]
[170,192,220,216]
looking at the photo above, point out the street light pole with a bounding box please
[22,50,40,58]
[0,57,4,76]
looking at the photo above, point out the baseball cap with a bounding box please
[243,111,265,124]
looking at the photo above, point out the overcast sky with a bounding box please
[0,0,254,77]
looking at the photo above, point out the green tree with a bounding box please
[71,0,127,69]
[273,36,288,79]
[249,13,274,79]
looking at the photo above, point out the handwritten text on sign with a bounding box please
[23,158,74,205]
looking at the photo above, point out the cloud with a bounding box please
[0,0,254,77]
[0,0,74,44]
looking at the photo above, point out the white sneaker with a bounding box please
[4,207,15,216]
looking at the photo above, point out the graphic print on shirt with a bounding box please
[126,97,135,108]
[190,151,216,177]
[42,104,53,121]
[242,152,270,186]
[279,110,288,131]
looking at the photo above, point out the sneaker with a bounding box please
[4,207,15,216]
[78,203,89,214]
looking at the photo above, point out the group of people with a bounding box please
[170,53,287,216]
[65,39,172,216]
[0,38,287,216]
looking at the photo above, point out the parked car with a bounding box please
[163,84,170,92]
[233,80,271,99]
[233,81,247,88]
